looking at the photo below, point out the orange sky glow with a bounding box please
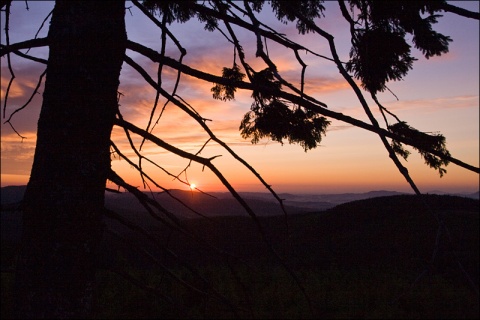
[1,1,479,195]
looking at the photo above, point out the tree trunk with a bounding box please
[14,1,126,318]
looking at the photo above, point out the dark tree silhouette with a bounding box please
[1,0,478,318]
[4,2,127,318]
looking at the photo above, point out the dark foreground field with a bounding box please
[2,194,479,318]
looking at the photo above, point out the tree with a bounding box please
[1,0,478,318]
[3,1,126,318]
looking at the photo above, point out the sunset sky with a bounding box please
[1,1,479,195]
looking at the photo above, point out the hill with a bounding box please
[129,194,478,272]
[2,191,478,318]
[94,193,478,318]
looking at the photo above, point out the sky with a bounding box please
[1,1,479,195]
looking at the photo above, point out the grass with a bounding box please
[88,264,478,319]
[3,260,477,318]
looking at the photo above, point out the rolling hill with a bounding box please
[2,187,478,318]
[127,194,479,273]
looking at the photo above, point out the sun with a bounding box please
[189,183,196,190]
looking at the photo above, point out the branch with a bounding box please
[0,37,49,57]
[242,1,324,108]
[110,140,212,220]
[32,10,52,40]
[2,1,14,119]
[107,168,183,229]
[114,115,313,314]
[131,0,186,55]
[4,68,46,124]
[106,264,176,305]
[334,4,480,298]
[301,7,423,195]
[9,49,47,64]
[106,228,209,296]
[124,54,293,242]
[106,170,248,263]
[440,3,480,20]
[0,0,12,11]
[103,212,245,316]
[104,177,259,316]
[124,45,479,173]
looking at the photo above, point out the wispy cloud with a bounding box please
[1,131,37,175]
[383,95,479,113]
[0,62,46,100]
[302,75,352,94]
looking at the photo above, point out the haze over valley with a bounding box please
[1,185,478,220]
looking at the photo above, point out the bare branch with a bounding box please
[440,3,480,20]
[103,213,245,316]
[25,9,52,54]
[113,115,313,311]
[0,37,49,57]
[2,0,14,119]
[110,141,213,220]
[124,54,293,237]
[104,174,264,316]
[4,68,46,124]
[8,49,47,64]
[131,0,186,55]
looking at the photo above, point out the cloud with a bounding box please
[328,124,355,132]
[302,75,352,94]
[0,62,46,100]
[1,131,37,175]
[1,75,27,100]
[383,95,479,113]
[1,140,36,162]
[1,62,45,136]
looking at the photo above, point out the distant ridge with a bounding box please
[1,185,478,215]
[1,185,480,207]
[101,189,414,217]
[0,185,27,206]
[107,193,479,275]
[2,188,479,275]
